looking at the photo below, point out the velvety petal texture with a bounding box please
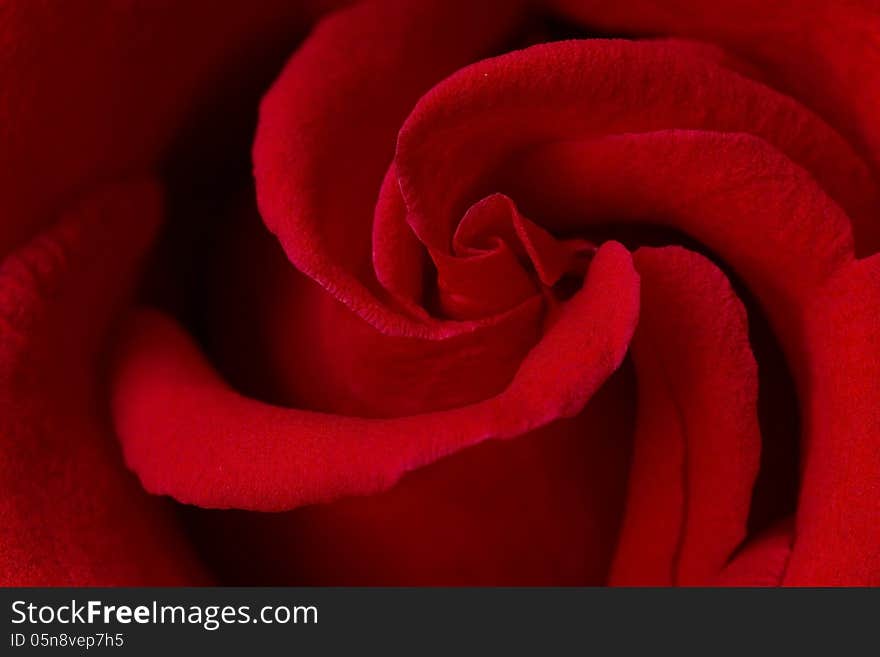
[0,0,345,585]
[2,0,879,585]
[611,247,760,585]
[113,242,638,511]
[0,180,208,584]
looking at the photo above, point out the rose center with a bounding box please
[432,193,595,319]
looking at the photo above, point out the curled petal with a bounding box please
[113,243,638,511]
[611,247,760,585]
[254,0,528,335]
[502,129,855,359]
[546,0,880,204]
[397,39,876,257]
[0,180,209,585]
[185,371,636,586]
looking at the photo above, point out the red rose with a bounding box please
[1,0,878,586]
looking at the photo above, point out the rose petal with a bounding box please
[206,202,546,416]
[784,256,880,584]
[430,194,594,319]
[0,180,209,584]
[433,196,541,319]
[248,0,561,416]
[502,130,854,359]
[112,242,638,511]
[611,247,760,585]
[182,367,635,586]
[716,520,794,586]
[396,39,876,258]
[546,0,880,206]
[254,0,528,334]
[501,128,880,582]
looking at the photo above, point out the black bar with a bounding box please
[1,588,874,654]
